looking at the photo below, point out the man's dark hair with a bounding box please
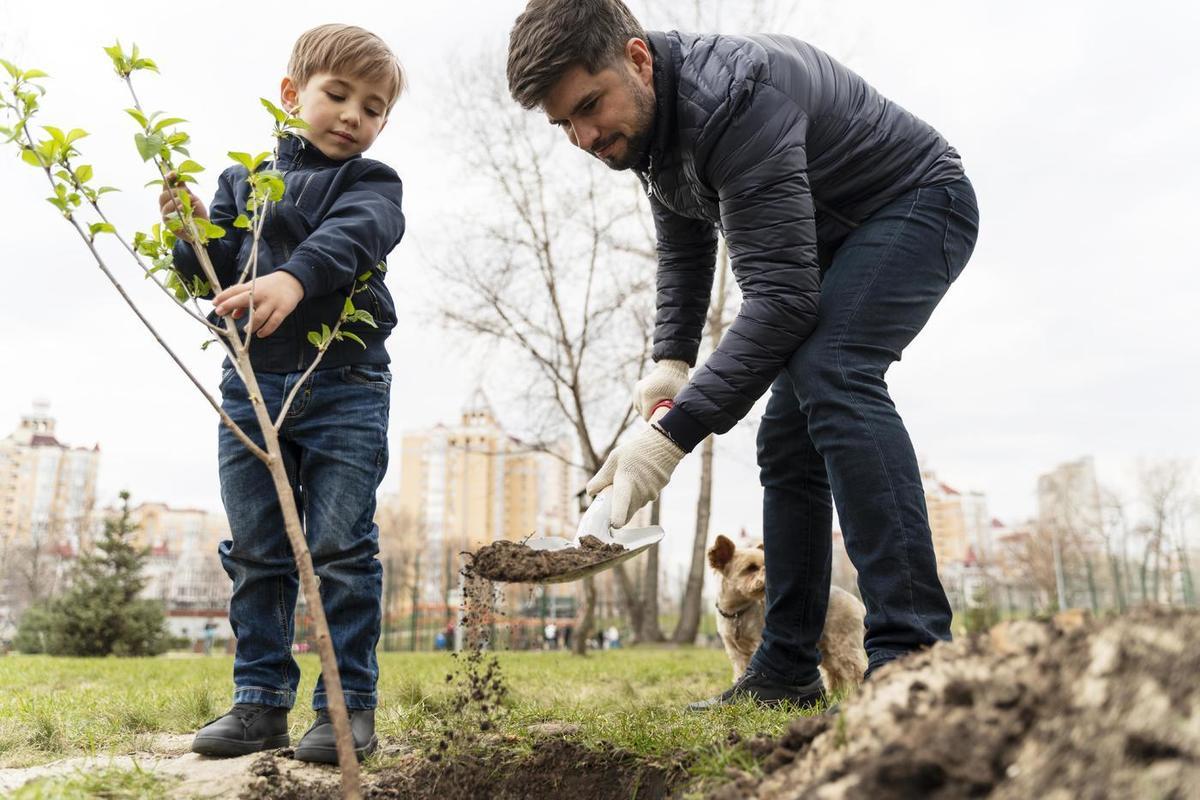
[507,0,646,109]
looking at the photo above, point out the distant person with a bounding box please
[544,622,558,650]
[605,625,621,650]
[162,24,407,762]
[507,0,978,709]
[203,621,218,656]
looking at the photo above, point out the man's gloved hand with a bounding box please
[586,426,685,528]
[633,359,689,421]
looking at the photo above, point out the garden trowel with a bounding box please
[521,404,671,583]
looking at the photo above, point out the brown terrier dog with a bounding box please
[708,534,868,696]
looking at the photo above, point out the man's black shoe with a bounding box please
[687,670,827,712]
[191,703,290,757]
[294,708,377,764]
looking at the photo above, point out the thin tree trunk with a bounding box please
[240,362,361,798]
[573,576,596,655]
[638,499,665,642]
[673,433,714,643]
[673,240,729,644]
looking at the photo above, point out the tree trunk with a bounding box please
[613,561,645,641]
[638,500,665,642]
[573,576,596,655]
[673,433,714,643]
[241,365,361,799]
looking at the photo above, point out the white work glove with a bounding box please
[633,359,689,421]
[586,425,685,528]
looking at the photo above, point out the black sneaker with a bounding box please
[191,703,290,757]
[294,708,377,764]
[687,670,827,712]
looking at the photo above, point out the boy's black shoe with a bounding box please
[294,709,377,764]
[687,670,827,711]
[191,703,290,757]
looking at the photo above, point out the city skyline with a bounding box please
[1,1,1197,580]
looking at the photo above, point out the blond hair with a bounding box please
[288,24,405,110]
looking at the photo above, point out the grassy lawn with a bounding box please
[0,647,805,793]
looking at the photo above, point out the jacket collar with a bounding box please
[636,30,678,175]
[275,133,360,169]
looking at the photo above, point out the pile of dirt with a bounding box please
[711,607,1200,800]
[465,535,625,582]
[368,737,685,799]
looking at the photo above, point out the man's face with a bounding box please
[541,39,655,171]
[280,72,391,160]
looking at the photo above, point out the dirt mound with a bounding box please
[465,535,625,582]
[711,608,1200,800]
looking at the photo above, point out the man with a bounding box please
[507,0,978,709]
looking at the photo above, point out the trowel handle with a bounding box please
[649,399,674,423]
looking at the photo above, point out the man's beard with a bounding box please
[593,78,655,171]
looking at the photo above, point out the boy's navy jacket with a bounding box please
[172,134,405,374]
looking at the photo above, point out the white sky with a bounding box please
[1,1,1197,584]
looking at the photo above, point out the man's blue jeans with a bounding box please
[216,363,390,710]
[749,177,979,684]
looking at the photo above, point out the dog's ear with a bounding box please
[708,534,736,572]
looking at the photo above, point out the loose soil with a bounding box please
[465,535,625,582]
[710,607,1200,800]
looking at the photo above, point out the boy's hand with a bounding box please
[213,272,305,338]
[158,171,208,242]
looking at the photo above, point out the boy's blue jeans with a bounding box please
[216,363,390,711]
[749,177,979,685]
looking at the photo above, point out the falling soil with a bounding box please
[709,607,1200,800]
[465,535,626,582]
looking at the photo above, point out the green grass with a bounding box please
[0,648,807,792]
[10,764,175,799]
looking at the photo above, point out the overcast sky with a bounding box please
[1,0,1197,581]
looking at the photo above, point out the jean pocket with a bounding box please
[219,366,239,392]
[941,184,980,284]
[341,363,391,390]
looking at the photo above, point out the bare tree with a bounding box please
[1138,460,1196,606]
[435,57,656,653]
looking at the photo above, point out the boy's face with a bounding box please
[280,72,391,159]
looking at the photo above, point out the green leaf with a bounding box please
[88,222,116,237]
[43,125,66,145]
[176,159,204,174]
[75,164,93,183]
[353,310,377,328]
[260,98,287,124]
[228,151,255,171]
[96,186,119,196]
[134,132,164,162]
[342,297,355,317]
[200,338,217,351]
[125,108,148,128]
[20,147,45,167]
[285,116,311,131]
[0,59,20,80]
[321,323,331,339]
[232,214,251,229]
[65,128,88,145]
[357,271,372,283]
[152,117,186,133]
[22,69,49,80]
[134,58,159,73]
[144,178,164,188]
[203,221,226,239]
[307,331,322,348]
[340,331,366,349]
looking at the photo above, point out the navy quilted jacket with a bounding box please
[173,134,404,373]
[641,31,963,451]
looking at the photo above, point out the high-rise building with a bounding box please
[0,401,100,553]
[1037,456,1102,544]
[921,467,971,567]
[397,390,576,602]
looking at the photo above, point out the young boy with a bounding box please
[159,24,406,763]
